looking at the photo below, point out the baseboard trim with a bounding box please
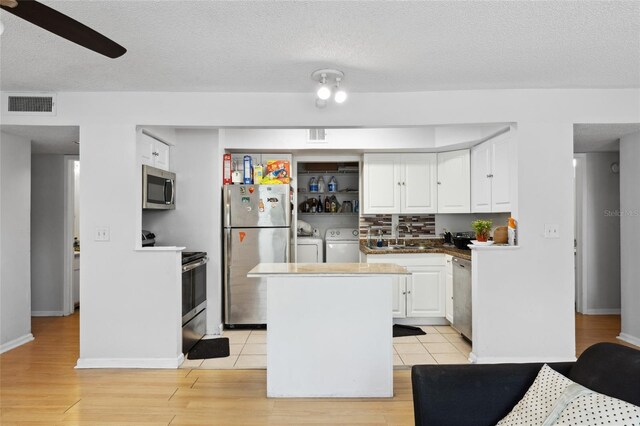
[75,353,185,369]
[583,308,621,315]
[0,333,34,354]
[393,317,450,326]
[472,354,577,364]
[617,333,640,347]
[31,311,65,317]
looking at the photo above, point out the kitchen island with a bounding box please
[248,263,409,398]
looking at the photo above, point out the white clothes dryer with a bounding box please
[325,228,360,263]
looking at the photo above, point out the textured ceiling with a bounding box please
[0,1,638,93]
[573,123,640,153]
[1,125,79,154]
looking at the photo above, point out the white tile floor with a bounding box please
[180,325,471,370]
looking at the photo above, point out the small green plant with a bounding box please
[471,219,493,241]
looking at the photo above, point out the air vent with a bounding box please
[308,128,327,143]
[3,92,57,116]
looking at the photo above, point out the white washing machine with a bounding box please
[325,228,360,263]
[296,236,324,263]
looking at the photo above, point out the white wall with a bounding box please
[619,131,640,346]
[581,152,621,314]
[76,125,183,368]
[30,154,66,316]
[0,131,33,353]
[142,128,221,334]
[1,88,638,365]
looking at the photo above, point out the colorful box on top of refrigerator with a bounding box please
[261,160,290,184]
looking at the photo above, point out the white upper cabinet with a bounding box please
[490,135,511,212]
[471,133,511,213]
[437,150,471,213]
[363,153,437,214]
[138,132,171,171]
[363,154,401,214]
[400,154,437,214]
[470,142,492,212]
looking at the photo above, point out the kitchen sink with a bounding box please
[367,245,404,251]
[366,244,440,252]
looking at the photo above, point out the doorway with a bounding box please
[573,123,640,351]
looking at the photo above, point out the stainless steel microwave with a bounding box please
[142,165,176,210]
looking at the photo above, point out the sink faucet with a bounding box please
[395,223,412,246]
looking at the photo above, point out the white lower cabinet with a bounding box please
[406,266,446,317]
[365,254,446,319]
[392,276,407,318]
[445,255,453,323]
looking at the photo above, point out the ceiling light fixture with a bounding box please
[316,74,331,100]
[334,77,347,104]
[311,68,346,108]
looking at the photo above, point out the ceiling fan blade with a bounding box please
[0,0,126,58]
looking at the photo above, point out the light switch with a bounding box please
[544,224,559,239]
[95,226,110,241]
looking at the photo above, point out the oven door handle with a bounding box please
[182,257,209,273]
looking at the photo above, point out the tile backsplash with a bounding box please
[359,214,437,240]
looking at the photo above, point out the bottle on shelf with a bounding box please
[324,195,331,212]
[328,176,337,192]
[317,195,324,213]
[317,176,325,192]
[330,195,338,213]
[309,177,317,193]
[376,230,383,248]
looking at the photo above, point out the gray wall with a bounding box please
[583,152,621,313]
[620,131,640,345]
[0,131,32,352]
[30,154,66,314]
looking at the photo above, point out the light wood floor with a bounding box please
[575,313,638,356]
[1,313,637,425]
[0,314,414,425]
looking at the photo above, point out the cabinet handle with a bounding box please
[437,181,441,185]
[407,290,411,294]
[402,182,406,186]
[402,291,406,295]
[397,182,401,186]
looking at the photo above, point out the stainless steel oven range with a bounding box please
[182,251,208,354]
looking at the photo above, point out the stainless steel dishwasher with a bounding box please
[452,257,472,341]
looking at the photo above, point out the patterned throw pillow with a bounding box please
[552,391,640,425]
[498,364,640,426]
[497,364,574,425]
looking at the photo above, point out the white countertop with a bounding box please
[248,262,409,277]
[135,246,186,252]
[467,244,520,250]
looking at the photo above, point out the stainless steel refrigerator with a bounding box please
[223,184,291,325]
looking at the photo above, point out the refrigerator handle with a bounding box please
[223,228,232,324]
[285,230,291,263]
[222,185,231,228]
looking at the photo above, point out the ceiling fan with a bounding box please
[0,0,126,58]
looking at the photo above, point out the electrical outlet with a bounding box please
[544,224,559,239]
[94,226,110,241]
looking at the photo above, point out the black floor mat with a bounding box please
[393,324,426,338]
[187,337,230,360]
